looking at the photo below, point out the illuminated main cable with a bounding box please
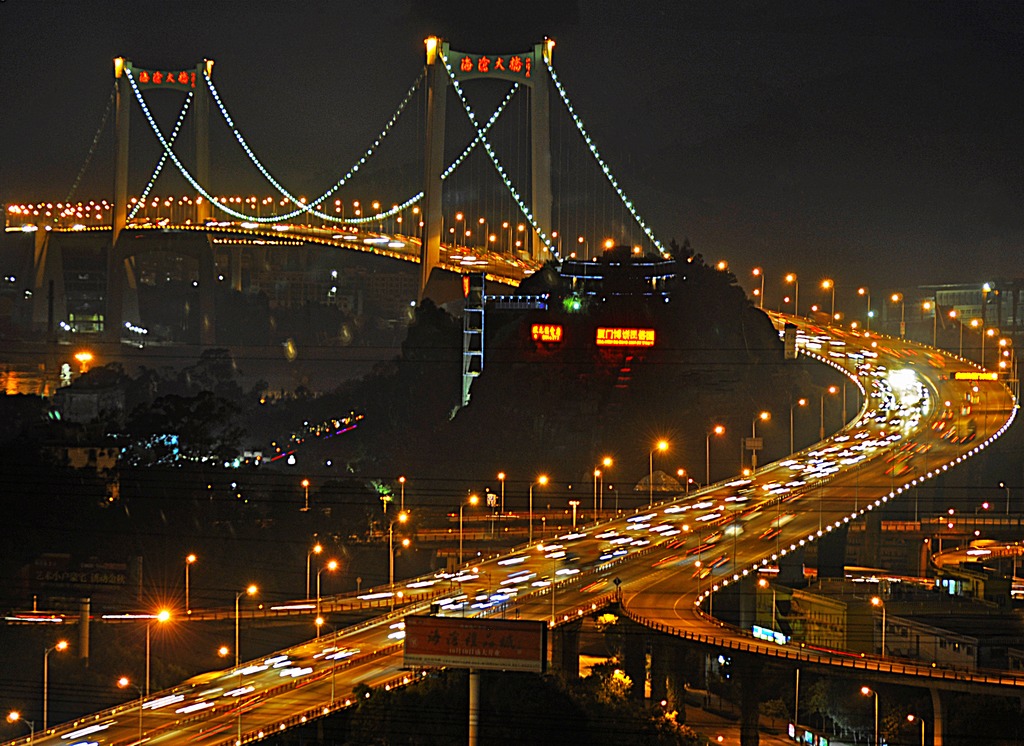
[128,90,194,220]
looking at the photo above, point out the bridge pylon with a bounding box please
[420,37,555,301]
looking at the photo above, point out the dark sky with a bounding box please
[2,0,1022,301]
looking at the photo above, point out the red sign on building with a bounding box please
[448,49,538,83]
[595,327,656,347]
[403,615,547,673]
[531,323,563,343]
[128,64,197,90]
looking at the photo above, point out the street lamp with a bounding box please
[649,440,669,507]
[389,512,410,609]
[790,398,807,454]
[821,279,835,319]
[145,610,170,696]
[752,267,764,308]
[117,677,143,743]
[185,553,197,614]
[306,542,323,600]
[706,425,724,486]
[758,578,777,630]
[398,476,406,512]
[460,495,479,564]
[861,686,879,746]
[234,585,257,668]
[6,711,34,743]
[891,292,906,338]
[907,713,925,746]
[43,640,68,729]
[316,560,339,634]
[820,385,838,440]
[300,478,310,512]
[529,476,549,545]
[981,326,997,367]
[597,457,612,512]
[922,300,938,346]
[751,412,770,471]
[785,273,798,315]
[497,472,506,521]
[858,287,871,329]
[1000,481,1011,514]
[871,596,886,657]
[569,499,580,528]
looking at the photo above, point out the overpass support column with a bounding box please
[551,619,582,679]
[931,687,944,746]
[664,643,687,722]
[622,623,646,701]
[735,654,764,746]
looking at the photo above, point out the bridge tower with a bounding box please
[108,58,214,342]
[420,37,555,300]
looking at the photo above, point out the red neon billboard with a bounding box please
[595,327,655,347]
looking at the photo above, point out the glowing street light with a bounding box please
[858,287,871,329]
[460,495,479,564]
[751,412,770,471]
[43,640,69,729]
[860,686,879,746]
[306,543,323,600]
[316,560,339,634]
[497,472,506,521]
[705,426,724,486]
[234,585,257,668]
[185,553,197,614]
[117,678,143,742]
[820,385,838,440]
[785,273,798,316]
[146,610,171,696]
[7,711,34,744]
[758,578,777,630]
[389,511,409,608]
[821,279,835,319]
[398,476,406,512]
[569,499,580,528]
[752,267,764,308]
[300,478,310,512]
[529,476,549,544]
[891,292,905,338]
[790,398,807,454]
[922,299,938,347]
[871,596,886,657]
[649,440,669,507]
[907,713,925,746]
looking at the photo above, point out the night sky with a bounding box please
[2,0,1023,301]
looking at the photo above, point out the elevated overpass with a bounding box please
[5,312,1017,745]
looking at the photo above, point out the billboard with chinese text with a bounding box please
[403,615,546,673]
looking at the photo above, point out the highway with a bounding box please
[8,312,1017,745]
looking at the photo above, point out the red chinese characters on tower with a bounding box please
[460,56,474,72]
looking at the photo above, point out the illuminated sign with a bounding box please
[127,63,197,90]
[448,48,538,83]
[403,615,546,673]
[595,327,655,347]
[952,371,999,381]
[531,323,563,343]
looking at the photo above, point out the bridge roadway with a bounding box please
[8,313,1017,746]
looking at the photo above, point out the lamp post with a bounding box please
[390,511,409,608]
[922,300,938,346]
[758,578,777,630]
[598,457,612,512]
[822,279,835,319]
[871,596,886,657]
[676,469,690,495]
[981,326,996,367]
[6,711,34,744]
[907,714,925,746]
[858,287,871,329]
[785,273,798,316]
[316,560,339,635]
[185,553,197,614]
[306,543,322,600]
[497,472,506,522]
[705,425,724,486]
[43,640,68,729]
[234,585,257,668]
[300,478,310,512]
[649,440,669,507]
[1000,481,1011,514]
[117,678,144,742]
[861,686,879,746]
[569,500,580,529]
[751,412,770,471]
[145,609,170,696]
[891,292,905,338]
[820,385,837,440]
[790,398,807,454]
[398,476,406,512]
[529,476,549,545]
[752,267,764,308]
[460,495,479,563]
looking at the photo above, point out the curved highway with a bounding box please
[8,313,1018,745]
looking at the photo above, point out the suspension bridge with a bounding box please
[6,37,669,345]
